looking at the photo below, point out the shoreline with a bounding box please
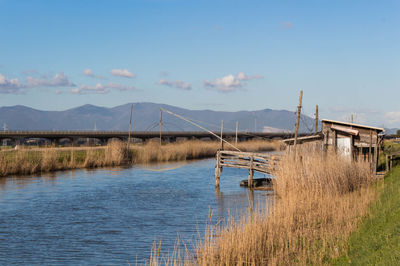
[0,140,281,178]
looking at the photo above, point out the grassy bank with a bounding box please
[150,152,377,265]
[333,166,400,265]
[0,140,280,177]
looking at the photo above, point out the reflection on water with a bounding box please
[0,158,273,265]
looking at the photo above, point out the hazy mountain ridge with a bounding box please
[0,102,317,133]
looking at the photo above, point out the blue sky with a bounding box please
[0,0,399,128]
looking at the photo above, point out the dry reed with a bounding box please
[0,139,279,177]
[150,152,377,265]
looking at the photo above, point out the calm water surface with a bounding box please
[0,158,272,265]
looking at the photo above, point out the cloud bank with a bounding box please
[204,72,263,92]
[0,74,24,94]
[110,69,136,78]
[26,73,75,87]
[71,83,137,94]
[157,79,191,90]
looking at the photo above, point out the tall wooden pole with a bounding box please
[293,90,303,158]
[315,104,319,133]
[220,120,224,150]
[128,104,133,145]
[235,121,238,145]
[159,109,163,145]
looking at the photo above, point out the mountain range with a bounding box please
[0,102,319,133]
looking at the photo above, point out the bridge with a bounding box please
[0,131,296,145]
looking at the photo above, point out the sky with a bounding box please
[0,0,399,128]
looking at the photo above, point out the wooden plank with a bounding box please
[219,150,271,159]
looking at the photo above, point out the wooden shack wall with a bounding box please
[321,121,381,172]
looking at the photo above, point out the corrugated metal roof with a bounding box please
[321,119,384,132]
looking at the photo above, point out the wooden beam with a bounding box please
[293,90,303,159]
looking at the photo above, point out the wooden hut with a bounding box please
[284,119,385,173]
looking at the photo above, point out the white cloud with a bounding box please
[0,74,24,94]
[26,72,75,87]
[204,72,263,93]
[110,69,136,78]
[157,79,191,90]
[237,72,263,81]
[83,69,105,79]
[71,82,137,94]
[83,69,94,77]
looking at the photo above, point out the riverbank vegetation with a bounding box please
[0,139,280,177]
[333,166,400,265]
[150,152,378,265]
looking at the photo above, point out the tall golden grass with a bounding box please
[150,152,377,265]
[0,139,279,177]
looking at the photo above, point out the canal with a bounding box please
[0,158,272,265]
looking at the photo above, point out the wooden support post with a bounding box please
[350,135,354,161]
[248,155,254,188]
[333,130,337,153]
[374,134,379,174]
[390,156,393,171]
[386,155,389,172]
[315,104,319,133]
[293,90,303,159]
[235,121,238,146]
[215,151,221,188]
[220,120,224,150]
[369,130,372,163]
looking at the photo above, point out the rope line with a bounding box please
[160,107,241,152]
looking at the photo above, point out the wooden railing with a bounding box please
[386,152,400,172]
[214,150,279,188]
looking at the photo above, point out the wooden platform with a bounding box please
[214,150,279,188]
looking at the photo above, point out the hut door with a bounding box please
[337,137,351,158]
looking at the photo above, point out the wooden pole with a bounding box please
[235,121,238,145]
[220,120,224,150]
[374,134,379,174]
[369,130,372,163]
[334,130,337,153]
[128,104,133,145]
[293,90,303,159]
[315,105,319,133]
[386,155,389,172]
[215,151,221,188]
[159,109,163,145]
[248,155,254,188]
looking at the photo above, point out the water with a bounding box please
[0,158,272,265]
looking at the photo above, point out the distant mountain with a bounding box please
[385,128,399,136]
[0,102,317,133]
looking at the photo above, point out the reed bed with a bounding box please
[0,139,278,177]
[150,152,378,265]
[131,140,279,164]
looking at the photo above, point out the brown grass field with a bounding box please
[149,152,378,265]
[0,139,280,177]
